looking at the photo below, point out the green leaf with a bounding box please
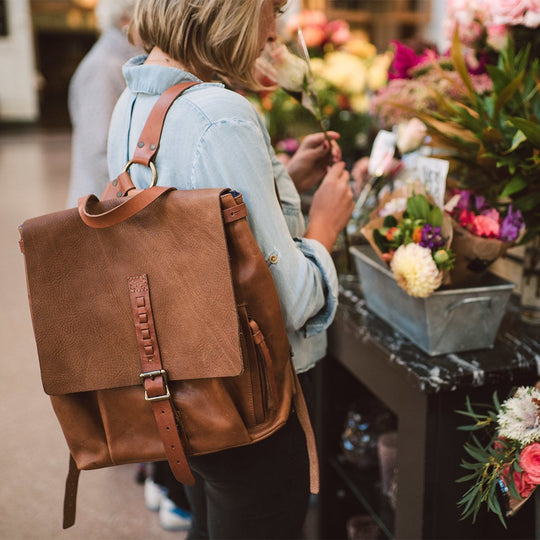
[500,176,527,197]
[406,194,431,221]
[463,444,488,462]
[450,28,476,99]
[513,191,540,212]
[509,117,540,148]
[505,130,528,153]
[456,472,481,483]
[429,206,443,227]
[495,72,525,119]
[382,215,398,227]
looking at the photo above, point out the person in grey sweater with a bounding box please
[66,0,141,207]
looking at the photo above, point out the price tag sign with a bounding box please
[416,156,449,208]
[368,130,396,176]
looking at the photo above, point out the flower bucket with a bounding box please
[350,245,515,356]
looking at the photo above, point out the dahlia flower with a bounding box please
[498,387,540,446]
[390,243,443,297]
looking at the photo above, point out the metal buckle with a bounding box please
[139,369,170,402]
[123,160,158,187]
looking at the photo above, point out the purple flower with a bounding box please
[419,224,445,251]
[474,195,489,212]
[499,205,524,242]
[456,190,473,212]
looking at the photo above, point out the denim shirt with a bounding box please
[107,56,338,373]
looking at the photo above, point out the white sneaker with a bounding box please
[144,478,166,512]
[159,496,192,531]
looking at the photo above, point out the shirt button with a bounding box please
[268,254,278,264]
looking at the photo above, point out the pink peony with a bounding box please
[490,0,529,25]
[471,214,500,238]
[520,443,540,483]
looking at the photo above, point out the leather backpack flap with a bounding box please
[20,187,243,397]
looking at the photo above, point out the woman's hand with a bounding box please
[286,131,342,193]
[305,161,354,252]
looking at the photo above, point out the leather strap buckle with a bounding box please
[140,369,170,401]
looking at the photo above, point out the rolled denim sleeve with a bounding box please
[293,237,338,337]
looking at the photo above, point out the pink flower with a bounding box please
[502,465,536,498]
[481,208,500,223]
[389,41,433,80]
[458,209,475,228]
[487,25,510,51]
[301,26,327,48]
[520,443,540,483]
[471,214,500,238]
[326,20,350,47]
[490,0,529,26]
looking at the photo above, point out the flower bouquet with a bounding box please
[250,10,391,161]
[361,192,455,297]
[445,189,525,286]
[457,384,540,526]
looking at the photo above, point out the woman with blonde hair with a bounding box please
[107,0,354,537]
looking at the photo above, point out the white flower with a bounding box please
[379,197,407,217]
[270,44,309,93]
[391,243,442,297]
[396,118,427,155]
[498,386,540,446]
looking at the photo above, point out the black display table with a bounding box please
[318,275,540,539]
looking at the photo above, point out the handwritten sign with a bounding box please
[416,156,449,208]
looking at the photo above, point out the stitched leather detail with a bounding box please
[127,274,195,486]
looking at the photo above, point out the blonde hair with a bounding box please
[131,0,264,88]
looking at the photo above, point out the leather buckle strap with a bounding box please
[140,369,171,401]
[128,274,195,486]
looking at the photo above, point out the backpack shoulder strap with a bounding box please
[101,81,200,199]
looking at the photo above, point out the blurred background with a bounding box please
[0,0,444,128]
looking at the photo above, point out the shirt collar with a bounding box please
[122,55,224,95]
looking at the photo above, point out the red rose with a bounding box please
[520,443,540,483]
[502,464,536,498]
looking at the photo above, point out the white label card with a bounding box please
[416,156,449,208]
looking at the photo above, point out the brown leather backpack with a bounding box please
[19,82,318,529]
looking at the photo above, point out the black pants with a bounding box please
[184,368,316,540]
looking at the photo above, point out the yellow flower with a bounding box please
[322,52,367,93]
[349,93,370,113]
[366,53,393,91]
[345,38,377,59]
[390,243,442,297]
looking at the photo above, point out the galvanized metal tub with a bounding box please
[350,245,515,356]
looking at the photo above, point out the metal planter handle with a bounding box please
[445,296,492,317]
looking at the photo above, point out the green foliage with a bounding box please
[456,393,522,527]
[414,32,540,243]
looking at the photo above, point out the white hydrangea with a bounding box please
[390,243,442,298]
[498,387,540,446]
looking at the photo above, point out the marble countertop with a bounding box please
[334,275,540,394]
